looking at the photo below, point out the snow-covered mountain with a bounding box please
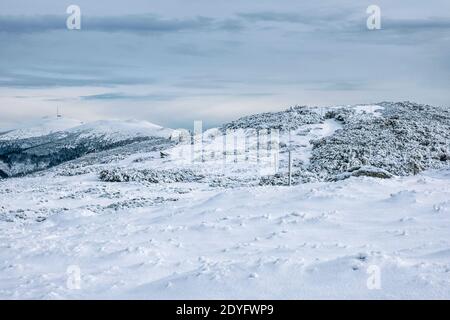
[0,118,173,178]
[0,117,172,143]
[1,102,450,299]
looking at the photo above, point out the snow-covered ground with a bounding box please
[1,169,450,299]
[1,102,449,299]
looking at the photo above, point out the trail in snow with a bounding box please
[285,119,342,164]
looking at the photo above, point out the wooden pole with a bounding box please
[288,150,292,186]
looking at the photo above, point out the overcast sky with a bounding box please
[0,0,449,129]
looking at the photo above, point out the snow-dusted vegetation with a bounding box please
[310,102,450,179]
[222,106,323,131]
[1,102,449,299]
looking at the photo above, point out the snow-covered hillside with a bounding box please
[0,102,449,299]
[0,118,173,178]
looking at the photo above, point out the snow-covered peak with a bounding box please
[0,117,84,141]
[69,119,173,140]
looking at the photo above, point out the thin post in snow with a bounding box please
[288,149,292,186]
[288,129,293,186]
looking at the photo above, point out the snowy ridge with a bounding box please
[69,119,173,141]
[0,117,172,142]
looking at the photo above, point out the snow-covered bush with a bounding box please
[99,168,205,183]
[222,106,323,131]
[331,166,394,181]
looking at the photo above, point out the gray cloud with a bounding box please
[236,10,450,42]
[384,17,450,30]
[80,91,274,101]
[80,92,178,101]
[305,80,368,91]
[0,15,64,33]
[0,14,244,34]
[0,71,155,88]
[237,9,355,25]
[2,12,448,39]
[238,12,311,23]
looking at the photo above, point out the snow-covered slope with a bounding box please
[1,168,450,299]
[0,118,173,178]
